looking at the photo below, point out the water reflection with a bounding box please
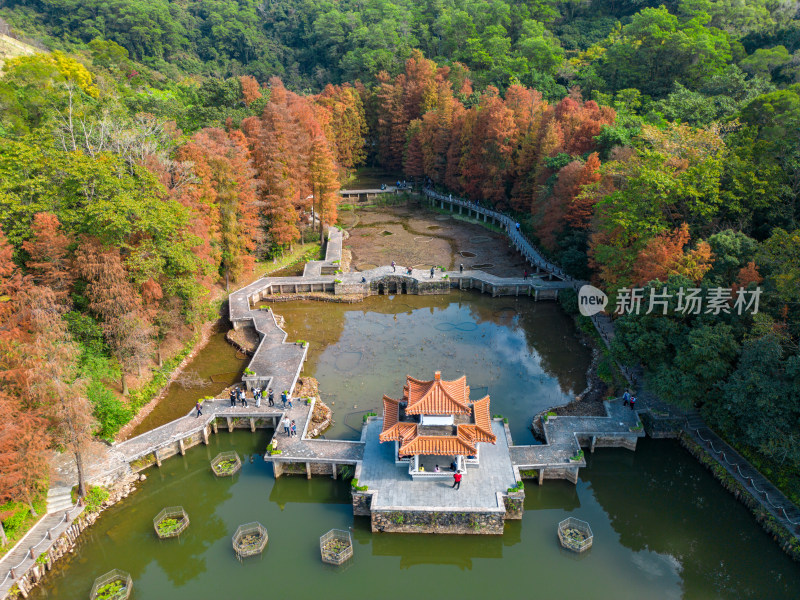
[273,291,591,443]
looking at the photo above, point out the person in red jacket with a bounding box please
[452,471,462,489]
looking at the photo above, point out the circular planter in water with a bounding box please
[153,507,190,539]
[90,569,132,600]
[211,451,242,477]
[232,522,269,560]
[558,517,593,553]
[320,529,353,565]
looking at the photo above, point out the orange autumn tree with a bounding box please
[632,223,714,285]
[22,212,74,305]
[309,136,341,236]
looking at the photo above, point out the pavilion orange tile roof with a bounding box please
[403,372,471,415]
[398,431,477,457]
[379,372,497,456]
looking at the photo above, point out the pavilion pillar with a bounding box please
[591,436,597,453]
[414,455,419,472]
[212,420,218,434]
[202,426,209,445]
[154,451,161,468]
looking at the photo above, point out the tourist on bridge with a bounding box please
[515,222,520,232]
[523,269,528,279]
[391,260,396,272]
[268,388,274,407]
[195,401,203,418]
[282,417,291,436]
[281,391,288,408]
[230,388,237,407]
[623,389,630,407]
[430,266,435,278]
[460,264,463,273]
[407,266,412,275]
[291,420,297,436]
[630,395,637,411]
[452,471,462,490]
[241,388,248,408]
[254,387,261,408]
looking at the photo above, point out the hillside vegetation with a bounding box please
[0,0,798,536]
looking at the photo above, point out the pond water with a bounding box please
[269,291,590,443]
[30,431,800,600]
[71,292,799,600]
[126,324,248,439]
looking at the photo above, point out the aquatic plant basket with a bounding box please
[211,451,242,477]
[232,522,269,559]
[154,506,190,539]
[89,569,132,600]
[320,529,353,565]
[558,518,593,553]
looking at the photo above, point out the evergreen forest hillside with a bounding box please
[0,0,798,543]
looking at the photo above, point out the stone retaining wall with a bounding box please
[371,509,504,535]
[6,475,140,600]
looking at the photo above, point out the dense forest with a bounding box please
[0,0,799,543]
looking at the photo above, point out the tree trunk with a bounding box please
[0,521,7,546]
[74,450,88,498]
[121,372,129,396]
[157,346,163,368]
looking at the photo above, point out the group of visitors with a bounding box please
[229,386,247,407]
[622,389,637,411]
[227,385,277,408]
[282,416,298,437]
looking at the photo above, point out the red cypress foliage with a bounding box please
[22,212,74,304]
[309,136,341,234]
[404,120,425,179]
[315,83,367,173]
[564,152,603,229]
[74,238,152,395]
[239,75,262,107]
[0,392,50,512]
[632,223,714,285]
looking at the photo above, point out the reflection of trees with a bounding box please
[582,439,800,599]
[268,476,351,508]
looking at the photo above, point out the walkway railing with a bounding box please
[0,503,84,592]
[423,186,800,540]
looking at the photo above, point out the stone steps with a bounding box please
[46,487,75,514]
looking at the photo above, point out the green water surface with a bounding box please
[30,431,800,600]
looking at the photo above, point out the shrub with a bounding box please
[351,479,368,492]
[84,486,110,513]
[362,411,377,422]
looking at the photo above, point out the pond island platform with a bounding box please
[266,371,644,535]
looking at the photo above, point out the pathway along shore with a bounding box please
[2,193,799,598]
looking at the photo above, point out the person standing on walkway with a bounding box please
[623,389,630,407]
[241,388,248,408]
[195,401,203,418]
[460,264,463,273]
[291,420,297,437]
[230,388,236,407]
[268,389,274,407]
[254,387,261,408]
[452,471,462,489]
[287,395,293,409]
[391,260,396,272]
[430,266,435,278]
[283,417,291,436]
[523,269,528,280]
[630,395,636,411]
[281,391,288,408]
[515,222,520,232]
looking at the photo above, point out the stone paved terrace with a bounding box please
[266,398,364,464]
[358,420,515,511]
[510,400,644,471]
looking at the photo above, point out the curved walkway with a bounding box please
[423,187,800,540]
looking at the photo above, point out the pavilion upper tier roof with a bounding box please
[403,371,471,415]
[378,372,497,455]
